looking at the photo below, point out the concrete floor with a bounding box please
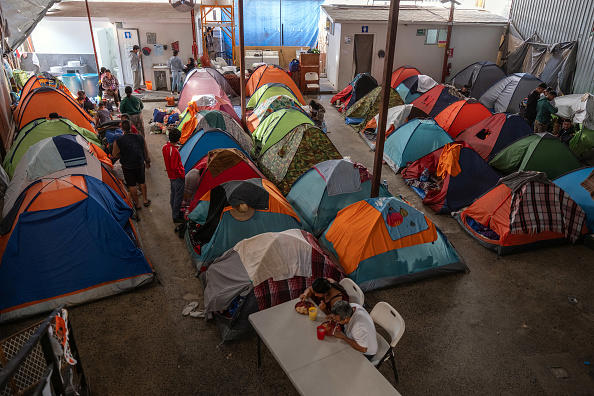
[2,95,594,395]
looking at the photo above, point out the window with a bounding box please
[425,28,447,45]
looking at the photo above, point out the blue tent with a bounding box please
[553,167,594,233]
[383,119,453,172]
[287,159,391,236]
[180,128,248,173]
[0,175,153,322]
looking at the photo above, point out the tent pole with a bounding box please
[371,0,401,197]
[84,0,101,75]
[238,0,246,127]
[191,8,198,60]
[440,0,455,83]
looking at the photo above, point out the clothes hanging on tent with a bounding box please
[437,143,462,178]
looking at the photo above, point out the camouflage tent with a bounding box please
[345,87,404,131]
[258,124,342,195]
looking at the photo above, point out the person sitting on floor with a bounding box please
[558,118,575,145]
[95,101,111,126]
[299,278,349,315]
[76,90,95,113]
[329,300,378,359]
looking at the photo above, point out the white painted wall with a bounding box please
[326,23,342,88]
[31,18,113,54]
[327,21,504,90]
[120,21,194,68]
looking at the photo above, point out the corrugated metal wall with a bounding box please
[510,0,594,94]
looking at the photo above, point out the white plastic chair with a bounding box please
[339,278,365,306]
[369,302,405,383]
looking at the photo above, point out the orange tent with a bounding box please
[434,100,491,138]
[14,87,96,132]
[246,65,306,104]
[456,179,587,255]
[390,66,420,89]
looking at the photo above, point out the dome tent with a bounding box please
[320,197,465,291]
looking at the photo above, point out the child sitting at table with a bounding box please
[299,278,349,315]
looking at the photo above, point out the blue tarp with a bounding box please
[222,0,324,58]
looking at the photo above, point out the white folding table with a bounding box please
[249,299,401,396]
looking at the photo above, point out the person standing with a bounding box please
[163,128,186,225]
[534,90,558,133]
[130,45,142,93]
[524,83,547,127]
[120,86,145,136]
[101,69,120,108]
[168,50,184,95]
[112,120,151,212]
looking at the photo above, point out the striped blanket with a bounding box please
[510,181,585,242]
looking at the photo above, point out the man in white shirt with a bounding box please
[330,300,378,359]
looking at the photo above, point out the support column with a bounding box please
[371,0,401,197]
[84,0,100,75]
[238,0,247,127]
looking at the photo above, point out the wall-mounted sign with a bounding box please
[362,26,368,33]
[447,48,454,57]
[124,31,131,39]
[416,29,425,36]
[437,40,447,48]
[146,32,157,44]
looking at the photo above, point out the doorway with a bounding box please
[354,34,374,76]
[116,28,142,86]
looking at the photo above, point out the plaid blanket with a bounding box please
[253,231,345,310]
[510,181,585,242]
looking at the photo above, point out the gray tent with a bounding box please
[450,61,506,99]
[479,73,542,113]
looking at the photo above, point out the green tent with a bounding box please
[569,127,594,160]
[344,86,404,131]
[489,133,581,179]
[4,118,102,178]
[247,83,300,110]
[258,124,342,195]
[252,108,313,157]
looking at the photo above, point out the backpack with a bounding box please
[289,59,300,73]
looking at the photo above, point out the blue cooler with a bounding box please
[81,73,99,97]
[58,73,83,95]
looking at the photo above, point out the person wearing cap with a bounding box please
[163,128,186,225]
[534,90,558,133]
[130,45,143,93]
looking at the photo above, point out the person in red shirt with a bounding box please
[163,128,186,224]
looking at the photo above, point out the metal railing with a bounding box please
[0,308,89,396]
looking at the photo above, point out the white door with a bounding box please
[117,28,141,86]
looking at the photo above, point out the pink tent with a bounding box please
[179,69,239,122]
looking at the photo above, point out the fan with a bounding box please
[169,0,196,12]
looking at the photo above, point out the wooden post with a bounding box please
[441,0,455,83]
[84,0,101,74]
[371,0,401,197]
[238,0,246,127]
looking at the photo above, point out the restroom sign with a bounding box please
[362,26,368,33]
[124,31,131,38]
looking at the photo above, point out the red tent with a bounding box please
[390,66,420,88]
[188,148,264,212]
[434,100,492,138]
